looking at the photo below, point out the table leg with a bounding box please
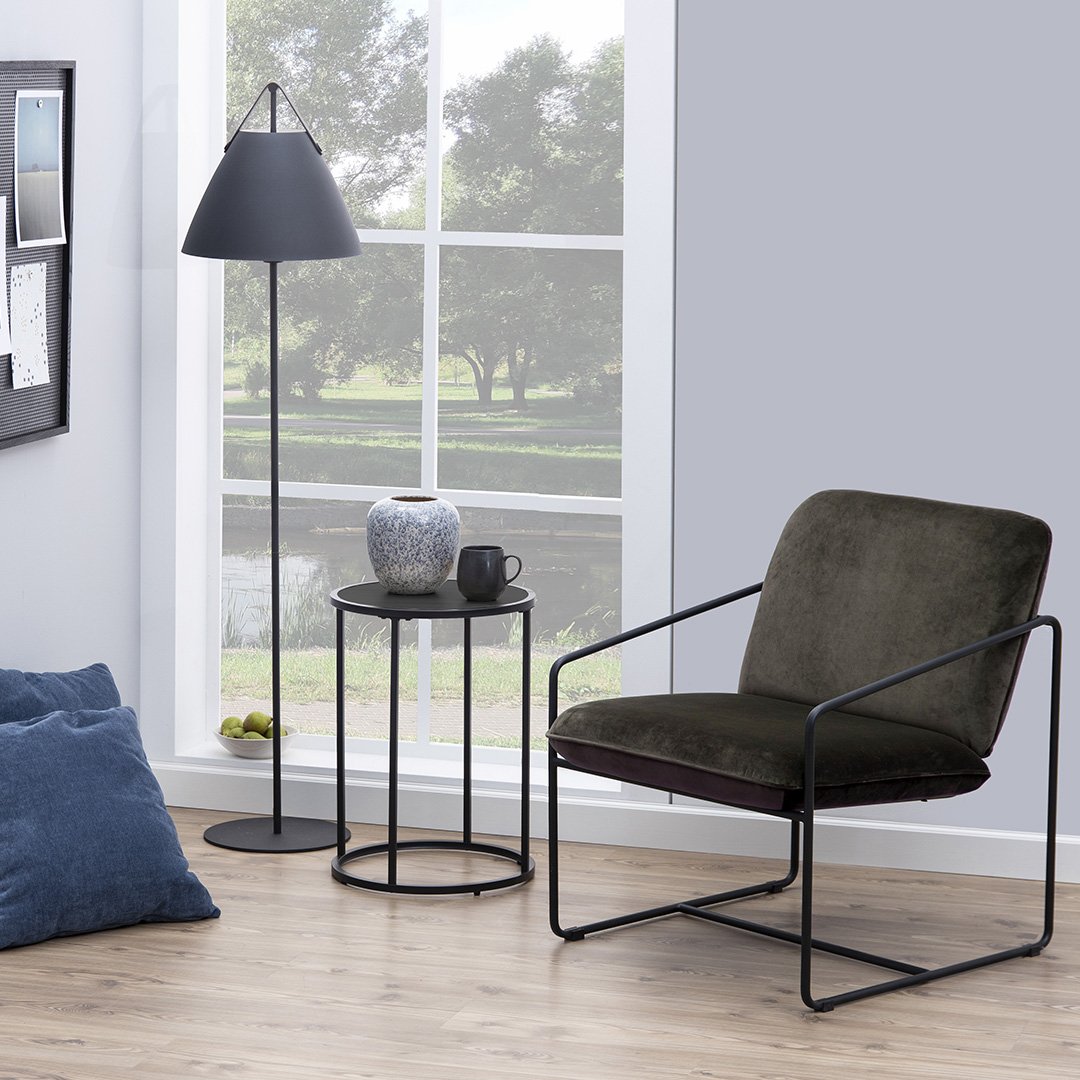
[463,617,472,845]
[520,608,531,869]
[336,608,346,857]
[329,591,535,896]
[388,617,400,887]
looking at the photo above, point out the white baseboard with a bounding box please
[154,760,1080,883]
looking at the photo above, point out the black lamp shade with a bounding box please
[182,130,362,262]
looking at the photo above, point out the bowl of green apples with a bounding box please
[214,711,294,758]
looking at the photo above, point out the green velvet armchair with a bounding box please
[547,490,1061,1011]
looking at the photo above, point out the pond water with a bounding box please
[221,498,622,649]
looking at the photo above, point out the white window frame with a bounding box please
[140,0,675,810]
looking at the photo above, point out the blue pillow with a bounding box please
[0,662,121,724]
[0,707,219,950]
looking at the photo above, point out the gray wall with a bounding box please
[0,2,143,704]
[674,0,1077,834]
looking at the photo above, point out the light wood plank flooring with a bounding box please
[1,807,1076,1079]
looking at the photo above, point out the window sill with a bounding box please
[178,739,619,794]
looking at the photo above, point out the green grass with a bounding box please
[224,361,244,391]
[223,392,420,426]
[221,371,618,434]
[220,366,620,493]
[224,430,422,487]
[221,644,620,707]
[436,439,618,495]
[223,428,620,495]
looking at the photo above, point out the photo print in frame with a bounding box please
[14,89,67,248]
[9,262,49,388]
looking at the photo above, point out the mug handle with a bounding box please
[503,554,522,585]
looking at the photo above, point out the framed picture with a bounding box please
[14,88,67,248]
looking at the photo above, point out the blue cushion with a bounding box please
[0,707,219,949]
[0,662,121,724]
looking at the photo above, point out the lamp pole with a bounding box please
[268,84,283,832]
[269,253,282,831]
[189,81,359,852]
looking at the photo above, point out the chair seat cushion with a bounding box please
[548,693,990,811]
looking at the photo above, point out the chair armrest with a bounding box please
[549,581,764,726]
[805,615,1058,731]
[802,614,1060,808]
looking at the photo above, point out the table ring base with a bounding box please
[331,839,536,895]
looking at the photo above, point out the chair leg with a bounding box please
[549,624,1059,1011]
[679,803,1049,1012]
[548,747,801,941]
[795,619,1062,1011]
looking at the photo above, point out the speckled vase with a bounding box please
[366,495,460,594]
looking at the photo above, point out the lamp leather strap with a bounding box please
[224,81,323,155]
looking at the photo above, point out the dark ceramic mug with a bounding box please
[456,545,522,602]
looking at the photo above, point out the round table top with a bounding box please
[329,581,535,619]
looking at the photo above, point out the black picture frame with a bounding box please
[0,60,75,451]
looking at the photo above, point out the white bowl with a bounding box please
[214,726,295,759]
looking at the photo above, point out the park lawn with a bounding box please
[436,438,618,494]
[221,644,620,707]
[222,371,620,435]
[224,360,244,391]
[224,430,421,488]
[223,427,620,495]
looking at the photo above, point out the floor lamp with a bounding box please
[183,83,361,852]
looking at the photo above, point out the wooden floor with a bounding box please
[3,808,1078,1080]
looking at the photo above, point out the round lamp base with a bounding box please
[203,815,347,853]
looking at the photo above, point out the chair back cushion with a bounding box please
[738,490,1050,756]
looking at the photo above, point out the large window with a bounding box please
[211,0,672,773]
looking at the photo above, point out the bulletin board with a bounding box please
[0,61,75,451]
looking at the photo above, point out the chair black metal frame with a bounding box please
[547,584,1062,1011]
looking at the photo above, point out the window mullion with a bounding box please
[355,230,623,251]
[420,0,444,495]
[420,243,440,494]
[414,0,446,749]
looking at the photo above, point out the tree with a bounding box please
[277,247,423,400]
[442,35,623,234]
[439,247,621,409]
[227,0,427,226]
[438,36,624,407]
[225,0,427,398]
[224,10,625,408]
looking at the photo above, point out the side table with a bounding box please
[328,581,537,894]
